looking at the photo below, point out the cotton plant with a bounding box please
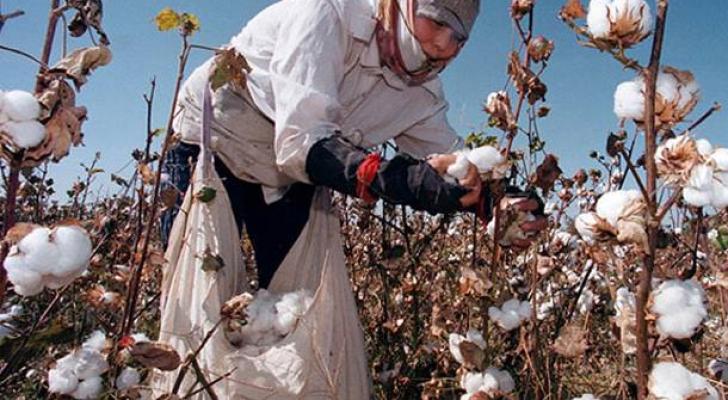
[222,289,314,348]
[48,330,110,399]
[614,66,700,127]
[114,367,141,391]
[488,298,531,331]
[459,368,515,400]
[0,90,47,149]
[586,0,652,47]
[574,189,647,250]
[650,279,707,340]
[4,224,93,296]
[648,362,718,400]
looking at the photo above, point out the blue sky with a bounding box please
[2,1,728,199]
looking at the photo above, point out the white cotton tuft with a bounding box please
[466,145,507,178]
[489,299,531,331]
[48,367,79,395]
[448,330,485,365]
[596,190,641,226]
[613,80,644,120]
[574,212,601,243]
[131,332,151,344]
[648,362,718,400]
[4,254,44,296]
[683,164,714,207]
[2,120,46,149]
[273,289,312,336]
[446,151,471,181]
[2,90,41,122]
[71,375,103,400]
[655,71,680,103]
[16,227,59,275]
[586,0,611,38]
[459,368,513,396]
[72,348,109,380]
[233,289,314,347]
[115,367,140,390]
[485,367,515,392]
[696,139,714,157]
[651,279,707,339]
[52,226,93,278]
[82,330,107,353]
[573,395,599,400]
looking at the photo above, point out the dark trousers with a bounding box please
[160,142,315,289]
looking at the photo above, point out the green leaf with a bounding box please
[194,186,217,203]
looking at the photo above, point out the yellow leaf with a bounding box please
[155,7,180,31]
[180,13,201,35]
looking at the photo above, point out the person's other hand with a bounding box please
[501,197,548,250]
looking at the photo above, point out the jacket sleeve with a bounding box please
[394,102,464,158]
[268,0,348,183]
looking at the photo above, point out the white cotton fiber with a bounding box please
[2,90,41,121]
[587,0,611,38]
[72,348,109,380]
[70,375,103,399]
[2,120,46,149]
[649,362,718,400]
[614,81,644,120]
[656,71,680,103]
[459,367,514,397]
[232,289,314,347]
[274,290,313,336]
[485,367,515,392]
[466,146,505,175]
[696,139,713,157]
[574,212,601,243]
[651,279,707,339]
[595,190,641,226]
[683,164,714,207]
[573,395,598,400]
[488,299,531,331]
[48,367,79,395]
[115,367,140,390]
[4,254,44,296]
[448,329,486,365]
[82,330,107,353]
[446,151,471,181]
[52,226,93,277]
[17,228,59,275]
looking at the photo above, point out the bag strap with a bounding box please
[199,80,213,179]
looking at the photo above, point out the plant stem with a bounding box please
[635,1,668,397]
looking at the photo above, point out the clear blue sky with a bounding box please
[2,1,728,199]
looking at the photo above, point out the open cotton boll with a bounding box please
[273,290,313,336]
[656,71,680,103]
[573,395,598,400]
[72,348,109,380]
[2,90,41,122]
[574,212,603,243]
[82,330,108,353]
[2,120,46,149]
[613,80,644,120]
[648,362,718,400]
[466,146,508,179]
[485,367,515,392]
[446,151,471,181]
[4,254,44,296]
[651,279,707,339]
[489,299,531,331]
[16,227,60,275]
[696,139,714,157]
[115,367,140,391]
[51,226,93,277]
[595,190,642,226]
[683,164,714,207]
[461,372,490,394]
[48,367,79,395]
[71,375,103,400]
[586,0,610,38]
[710,148,728,171]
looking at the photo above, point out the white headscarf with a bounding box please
[396,0,429,73]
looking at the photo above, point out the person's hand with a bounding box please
[427,153,482,208]
[496,196,548,250]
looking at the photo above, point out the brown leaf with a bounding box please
[221,292,255,320]
[129,341,181,371]
[459,341,485,369]
[210,48,251,92]
[532,154,562,192]
[37,79,76,119]
[138,162,155,185]
[51,46,112,88]
[560,0,586,20]
[458,267,492,296]
[553,324,588,357]
[24,106,86,166]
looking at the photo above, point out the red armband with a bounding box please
[355,153,382,204]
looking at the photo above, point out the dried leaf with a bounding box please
[129,341,181,371]
[138,162,154,185]
[5,223,40,244]
[458,266,492,296]
[458,340,485,369]
[25,106,86,166]
[210,48,251,92]
[51,46,112,88]
[553,324,588,357]
[606,132,626,157]
[560,0,586,20]
[155,8,180,31]
[179,13,201,36]
[532,154,562,192]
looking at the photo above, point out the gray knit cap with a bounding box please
[416,0,480,40]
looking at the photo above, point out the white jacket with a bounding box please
[175,0,463,201]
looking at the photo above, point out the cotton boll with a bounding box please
[485,367,515,392]
[3,90,41,121]
[696,139,714,157]
[683,164,714,207]
[273,290,312,336]
[577,289,595,314]
[448,333,466,364]
[710,148,728,171]
[574,212,601,242]
[71,375,103,399]
[465,329,486,349]
[446,152,471,181]
[16,228,60,275]
[82,331,107,353]
[2,120,46,149]
[115,367,140,390]
[613,81,644,120]
[651,279,706,339]
[573,395,599,400]
[466,146,507,178]
[131,332,151,344]
[461,372,485,394]
[677,78,700,110]
[648,362,718,400]
[711,174,728,208]
[73,348,109,380]
[48,367,79,395]
[5,254,44,296]
[587,0,611,38]
[596,190,641,226]
[51,226,93,278]
[656,71,680,103]
[489,299,530,331]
